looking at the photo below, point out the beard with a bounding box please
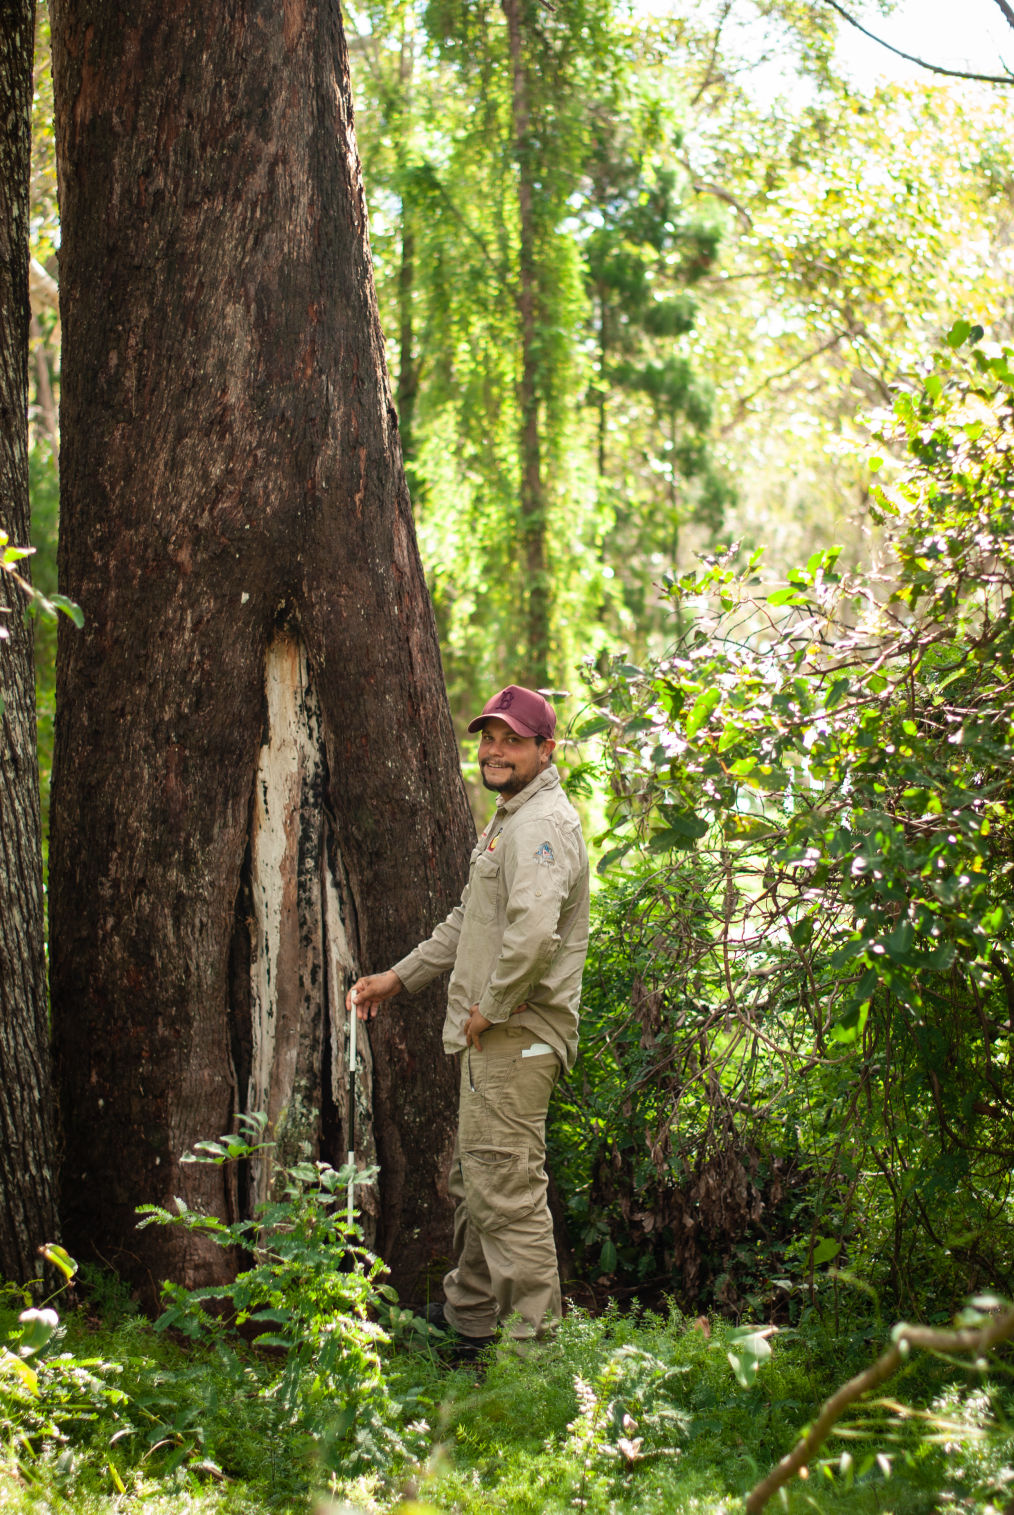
[480,761,528,795]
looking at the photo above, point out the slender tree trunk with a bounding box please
[396,26,418,484]
[398,206,418,479]
[29,312,59,466]
[502,0,550,689]
[49,0,472,1302]
[596,290,608,478]
[0,0,60,1285]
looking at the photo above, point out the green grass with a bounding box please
[3,1290,1014,1515]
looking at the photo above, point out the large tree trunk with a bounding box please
[49,0,472,1303]
[0,0,60,1284]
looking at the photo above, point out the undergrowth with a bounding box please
[3,1121,1014,1513]
[4,1286,1014,1514]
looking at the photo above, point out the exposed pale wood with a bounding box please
[244,633,378,1234]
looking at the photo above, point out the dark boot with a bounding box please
[425,1301,497,1361]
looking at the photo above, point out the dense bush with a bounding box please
[0,1125,434,1506]
[551,325,1014,1320]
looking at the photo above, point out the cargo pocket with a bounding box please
[480,1052,521,1111]
[460,1146,534,1231]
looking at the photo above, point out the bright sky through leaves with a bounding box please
[836,0,1012,87]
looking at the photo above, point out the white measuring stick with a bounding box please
[347,990,358,1227]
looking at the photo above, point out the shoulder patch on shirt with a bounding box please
[533,841,556,866]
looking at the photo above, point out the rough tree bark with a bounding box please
[49,0,473,1301]
[0,0,61,1284]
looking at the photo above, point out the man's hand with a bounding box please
[464,1004,493,1050]
[346,970,402,1021]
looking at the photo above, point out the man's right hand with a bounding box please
[346,970,402,1020]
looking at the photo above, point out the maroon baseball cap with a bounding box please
[467,685,557,740]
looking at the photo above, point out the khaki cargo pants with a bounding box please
[442,1022,561,1341]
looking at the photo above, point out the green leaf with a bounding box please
[597,842,633,875]
[811,1236,841,1266]
[662,810,710,839]
[945,319,972,349]
[790,918,814,949]
[599,1239,618,1273]
[725,814,775,841]
[577,716,610,738]
[17,1308,59,1356]
[725,1325,774,1389]
[831,999,870,1044]
[685,687,720,739]
[884,920,915,962]
[649,827,695,853]
[48,593,84,627]
[41,1244,77,1282]
[3,1354,39,1396]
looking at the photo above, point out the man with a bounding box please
[346,684,590,1350]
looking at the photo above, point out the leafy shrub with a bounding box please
[137,1112,429,1482]
[551,324,1014,1319]
[0,1246,133,1461]
[0,1121,432,1505]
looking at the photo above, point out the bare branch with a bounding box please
[689,0,734,108]
[678,156,753,230]
[721,331,849,433]
[821,0,1014,85]
[746,1306,1014,1513]
[992,0,1014,33]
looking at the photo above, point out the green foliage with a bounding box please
[0,1246,131,1458]
[17,444,64,854]
[0,531,80,633]
[390,1305,1014,1515]
[5,1265,1014,1513]
[349,0,731,715]
[0,1126,441,1506]
[136,1112,428,1480]
[551,326,1014,1317]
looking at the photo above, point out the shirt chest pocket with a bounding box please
[469,853,502,925]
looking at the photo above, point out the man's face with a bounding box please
[477,718,555,796]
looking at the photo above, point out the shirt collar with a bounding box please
[495,765,561,817]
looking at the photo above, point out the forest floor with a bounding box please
[2,1288,1013,1514]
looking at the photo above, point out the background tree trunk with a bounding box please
[502,0,550,689]
[49,0,472,1302]
[0,0,60,1285]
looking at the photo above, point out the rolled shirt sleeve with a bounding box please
[391,896,466,994]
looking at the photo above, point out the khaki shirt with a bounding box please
[392,767,589,1070]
